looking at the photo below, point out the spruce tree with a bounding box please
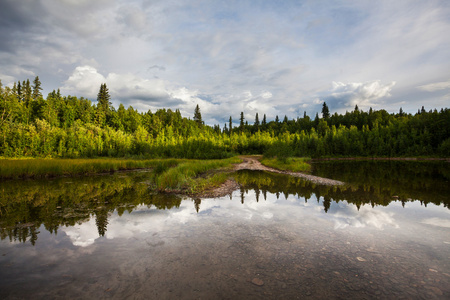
[97,83,111,112]
[95,83,111,127]
[193,104,202,126]
[254,113,259,126]
[322,102,330,119]
[32,76,43,99]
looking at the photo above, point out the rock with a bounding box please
[251,278,264,286]
[356,257,366,262]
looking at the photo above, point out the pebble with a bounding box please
[356,257,366,262]
[251,278,264,286]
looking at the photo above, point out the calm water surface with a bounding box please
[1,161,449,299]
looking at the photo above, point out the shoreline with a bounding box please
[312,157,450,162]
[194,156,345,199]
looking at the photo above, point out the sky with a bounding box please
[1,0,449,126]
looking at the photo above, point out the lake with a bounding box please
[1,160,449,299]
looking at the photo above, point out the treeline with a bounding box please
[0,77,449,158]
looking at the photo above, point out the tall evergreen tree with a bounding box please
[95,83,111,127]
[254,113,259,127]
[17,81,21,99]
[24,79,32,106]
[262,114,267,126]
[193,104,202,126]
[97,83,111,112]
[240,112,245,128]
[322,102,330,119]
[32,76,43,99]
[229,116,232,135]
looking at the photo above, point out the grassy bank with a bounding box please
[0,157,242,196]
[260,157,311,173]
[0,158,182,179]
[155,157,241,193]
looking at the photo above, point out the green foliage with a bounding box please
[0,158,183,179]
[0,78,449,160]
[154,157,240,192]
[260,157,311,172]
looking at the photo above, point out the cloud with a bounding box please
[322,80,396,111]
[421,217,450,228]
[330,203,399,230]
[1,0,449,120]
[418,80,450,92]
[60,65,285,126]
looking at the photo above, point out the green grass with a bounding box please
[260,157,311,173]
[0,156,242,195]
[155,157,241,193]
[0,158,182,179]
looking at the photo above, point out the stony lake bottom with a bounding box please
[0,160,449,299]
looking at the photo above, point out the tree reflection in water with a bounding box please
[1,161,448,245]
[0,171,182,245]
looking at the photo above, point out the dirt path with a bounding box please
[234,156,345,186]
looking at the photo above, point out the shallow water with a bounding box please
[1,162,449,299]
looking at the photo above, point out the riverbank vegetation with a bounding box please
[0,157,182,179]
[259,157,311,173]
[153,157,241,193]
[1,78,449,160]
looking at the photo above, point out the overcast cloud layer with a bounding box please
[1,0,449,125]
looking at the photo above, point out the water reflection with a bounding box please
[1,164,449,299]
[311,160,450,206]
[0,172,181,245]
[1,161,449,246]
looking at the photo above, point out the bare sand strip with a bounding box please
[197,156,344,198]
[234,156,345,186]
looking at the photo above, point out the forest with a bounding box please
[1,77,449,159]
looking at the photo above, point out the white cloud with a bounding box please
[418,80,450,92]
[421,217,450,228]
[61,65,105,97]
[1,0,449,119]
[324,80,396,111]
[331,204,399,230]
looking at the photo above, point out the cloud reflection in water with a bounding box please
[62,190,403,247]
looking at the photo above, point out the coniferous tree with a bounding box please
[95,83,111,127]
[32,76,43,99]
[193,104,202,126]
[24,79,32,107]
[240,112,245,129]
[322,102,330,119]
[97,83,111,112]
[254,113,259,127]
[262,114,267,126]
[229,116,232,135]
[16,81,21,99]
